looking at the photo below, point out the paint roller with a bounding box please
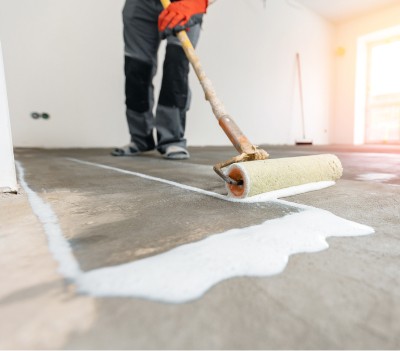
[225,154,342,198]
[160,0,343,198]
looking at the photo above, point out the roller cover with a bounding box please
[225,154,343,198]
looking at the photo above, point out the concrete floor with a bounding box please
[1,145,399,349]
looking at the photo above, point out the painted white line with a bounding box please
[66,157,228,200]
[16,159,375,304]
[66,158,335,203]
[15,161,82,280]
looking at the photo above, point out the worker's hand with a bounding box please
[159,0,208,38]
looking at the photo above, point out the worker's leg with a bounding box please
[155,22,202,156]
[115,0,160,155]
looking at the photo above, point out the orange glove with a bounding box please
[158,0,208,35]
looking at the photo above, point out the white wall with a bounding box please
[0,41,17,192]
[191,0,334,146]
[333,2,400,144]
[0,0,127,148]
[0,0,334,148]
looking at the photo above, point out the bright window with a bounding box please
[366,38,400,144]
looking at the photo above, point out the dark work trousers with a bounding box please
[123,0,202,154]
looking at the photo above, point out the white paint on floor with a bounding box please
[15,161,81,280]
[356,173,397,182]
[77,209,373,303]
[16,159,375,304]
[67,158,335,202]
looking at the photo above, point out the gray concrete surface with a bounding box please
[0,145,399,349]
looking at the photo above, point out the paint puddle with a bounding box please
[356,173,397,182]
[77,209,373,303]
[16,160,375,304]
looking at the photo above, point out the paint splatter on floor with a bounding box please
[356,173,397,182]
[16,160,375,304]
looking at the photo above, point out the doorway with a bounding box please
[365,37,400,144]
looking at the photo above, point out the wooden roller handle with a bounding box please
[159,0,259,156]
[160,0,172,8]
[159,0,228,120]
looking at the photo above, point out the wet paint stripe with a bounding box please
[15,161,82,280]
[66,158,335,204]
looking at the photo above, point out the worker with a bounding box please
[112,0,209,160]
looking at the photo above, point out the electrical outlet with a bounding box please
[31,112,50,120]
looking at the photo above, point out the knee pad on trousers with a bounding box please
[159,44,190,109]
[125,56,153,113]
